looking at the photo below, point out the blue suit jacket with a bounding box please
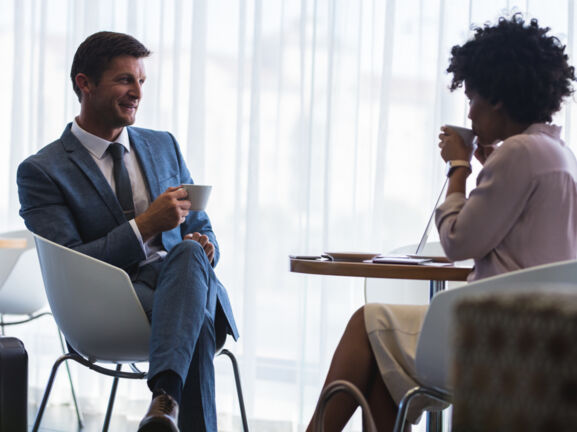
[17,123,238,340]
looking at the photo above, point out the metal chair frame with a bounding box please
[32,346,249,432]
[313,380,377,432]
[393,387,451,432]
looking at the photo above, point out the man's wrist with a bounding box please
[135,214,155,242]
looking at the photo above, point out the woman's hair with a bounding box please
[447,13,576,123]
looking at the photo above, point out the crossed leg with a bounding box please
[306,306,406,432]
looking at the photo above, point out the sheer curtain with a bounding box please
[1,0,576,430]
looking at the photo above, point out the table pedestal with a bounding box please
[427,280,446,432]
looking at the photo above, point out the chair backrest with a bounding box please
[33,234,150,363]
[0,229,46,314]
[415,259,577,392]
[364,242,465,306]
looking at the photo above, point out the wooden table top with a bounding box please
[0,238,27,249]
[290,257,471,281]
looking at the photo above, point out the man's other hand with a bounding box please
[183,232,215,263]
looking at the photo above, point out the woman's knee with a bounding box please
[346,306,367,335]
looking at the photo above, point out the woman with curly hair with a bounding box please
[306,14,577,432]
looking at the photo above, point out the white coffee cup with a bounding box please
[445,125,476,147]
[181,184,212,211]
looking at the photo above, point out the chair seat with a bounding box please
[34,235,150,363]
[393,259,577,432]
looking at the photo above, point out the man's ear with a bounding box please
[75,73,93,98]
[492,101,504,111]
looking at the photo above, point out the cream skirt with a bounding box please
[364,303,448,424]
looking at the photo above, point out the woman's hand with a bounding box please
[474,139,499,165]
[438,126,475,162]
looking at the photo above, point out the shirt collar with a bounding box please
[71,118,131,159]
[523,123,562,140]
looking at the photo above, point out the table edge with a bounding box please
[289,258,471,281]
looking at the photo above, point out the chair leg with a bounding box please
[218,349,249,432]
[32,354,74,432]
[393,387,450,432]
[57,329,84,428]
[393,387,417,432]
[313,380,378,432]
[102,364,122,432]
[427,411,443,432]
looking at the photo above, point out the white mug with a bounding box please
[444,125,475,147]
[181,184,212,211]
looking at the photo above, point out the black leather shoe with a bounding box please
[138,390,180,432]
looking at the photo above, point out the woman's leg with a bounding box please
[306,306,399,432]
[366,367,411,432]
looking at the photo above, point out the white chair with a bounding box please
[0,230,48,324]
[32,234,248,432]
[392,258,577,432]
[0,229,82,427]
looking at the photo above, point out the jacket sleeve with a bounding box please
[17,156,146,270]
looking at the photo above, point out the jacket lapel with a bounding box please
[128,128,161,200]
[61,125,126,224]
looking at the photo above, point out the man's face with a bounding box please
[83,55,146,130]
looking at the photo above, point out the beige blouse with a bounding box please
[435,123,577,281]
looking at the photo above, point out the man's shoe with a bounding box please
[137,390,180,432]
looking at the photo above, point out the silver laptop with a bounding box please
[414,177,448,255]
[373,178,449,264]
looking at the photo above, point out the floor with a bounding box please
[28,404,294,432]
[27,403,264,432]
[28,403,142,432]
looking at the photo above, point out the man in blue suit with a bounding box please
[17,31,238,432]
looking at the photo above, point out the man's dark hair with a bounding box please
[447,13,576,123]
[70,31,151,102]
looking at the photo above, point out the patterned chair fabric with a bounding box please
[452,293,577,432]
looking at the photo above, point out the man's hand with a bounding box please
[135,186,190,241]
[183,232,215,263]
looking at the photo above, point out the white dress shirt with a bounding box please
[71,118,165,264]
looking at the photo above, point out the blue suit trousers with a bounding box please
[132,240,224,431]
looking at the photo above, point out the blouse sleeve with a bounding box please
[435,139,535,261]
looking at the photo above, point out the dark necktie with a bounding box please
[108,143,135,220]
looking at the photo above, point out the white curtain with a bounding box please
[1,0,576,430]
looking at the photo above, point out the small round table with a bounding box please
[290,256,472,432]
